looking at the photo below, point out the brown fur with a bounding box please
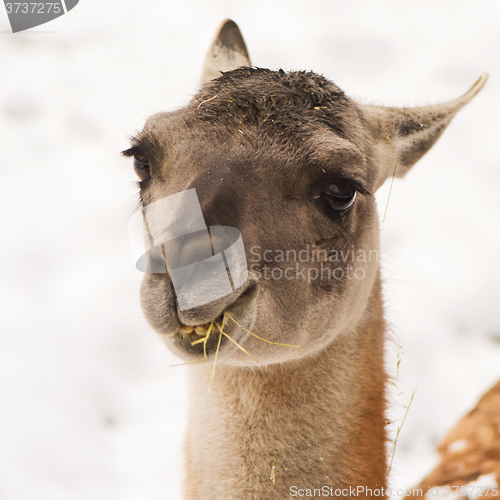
[406,381,500,500]
[128,19,488,500]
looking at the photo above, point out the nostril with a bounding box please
[208,226,248,290]
[176,278,256,329]
[164,229,213,270]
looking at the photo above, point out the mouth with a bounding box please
[171,281,258,358]
[174,314,228,357]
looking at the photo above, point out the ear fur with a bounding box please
[362,73,488,186]
[201,19,251,85]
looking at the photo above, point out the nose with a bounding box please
[136,186,249,323]
[164,228,213,272]
[163,225,248,313]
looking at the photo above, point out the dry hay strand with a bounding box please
[174,312,301,390]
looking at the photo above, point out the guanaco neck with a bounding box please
[183,279,387,500]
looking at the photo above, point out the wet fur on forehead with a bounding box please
[189,67,361,142]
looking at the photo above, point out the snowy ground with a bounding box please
[0,1,499,499]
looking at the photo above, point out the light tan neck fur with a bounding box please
[184,276,387,500]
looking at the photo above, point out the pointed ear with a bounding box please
[362,73,488,186]
[200,19,251,85]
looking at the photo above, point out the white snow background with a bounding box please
[0,1,499,499]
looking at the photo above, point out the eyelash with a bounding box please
[121,146,141,158]
[122,146,152,182]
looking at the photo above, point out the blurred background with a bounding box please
[1,1,499,498]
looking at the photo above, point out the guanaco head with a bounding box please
[125,20,487,366]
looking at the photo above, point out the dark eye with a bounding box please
[322,181,357,212]
[133,153,151,181]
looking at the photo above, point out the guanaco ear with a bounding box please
[362,73,488,187]
[200,19,251,85]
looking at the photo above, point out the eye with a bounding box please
[133,153,151,181]
[322,181,357,212]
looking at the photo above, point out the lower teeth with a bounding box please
[180,322,220,337]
